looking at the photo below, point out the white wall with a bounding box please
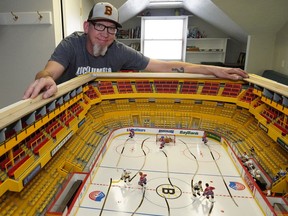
[273,21,288,75]
[245,34,275,74]
[0,0,94,109]
[0,0,57,109]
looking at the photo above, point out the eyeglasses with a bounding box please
[90,22,118,34]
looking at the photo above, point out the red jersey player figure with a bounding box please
[203,183,215,202]
[138,171,147,188]
[129,128,135,138]
[202,131,208,144]
[160,136,166,149]
[193,180,203,197]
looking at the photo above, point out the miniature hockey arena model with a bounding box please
[0,72,288,215]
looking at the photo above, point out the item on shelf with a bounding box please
[129,42,140,51]
[186,46,200,51]
[116,26,141,39]
[187,27,206,38]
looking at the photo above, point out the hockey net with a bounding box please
[156,134,176,145]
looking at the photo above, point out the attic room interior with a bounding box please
[1,1,288,216]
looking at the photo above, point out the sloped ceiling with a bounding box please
[118,0,288,43]
[212,0,288,35]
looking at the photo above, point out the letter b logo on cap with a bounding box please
[104,6,113,16]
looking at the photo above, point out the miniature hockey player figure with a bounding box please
[129,129,135,138]
[160,137,166,149]
[202,131,208,144]
[138,171,147,187]
[241,152,249,162]
[193,180,203,197]
[121,169,131,183]
[250,146,255,156]
[203,183,215,202]
[159,135,165,142]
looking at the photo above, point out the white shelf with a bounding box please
[186,38,228,63]
[186,51,224,54]
[187,38,228,40]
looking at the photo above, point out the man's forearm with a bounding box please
[35,70,54,80]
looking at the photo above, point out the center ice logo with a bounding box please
[89,191,105,201]
[229,182,245,190]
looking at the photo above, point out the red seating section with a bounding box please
[71,104,83,116]
[0,157,11,171]
[7,155,30,177]
[97,81,114,95]
[201,82,220,95]
[135,80,152,93]
[33,138,49,154]
[117,80,133,93]
[261,107,280,123]
[274,116,288,135]
[85,85,98,99]
[240,87,257,103]
[181,81,198,94]
[27,132,45,148]
[60,111,75,126]
[221,83,242,97]
[154,80,178,93]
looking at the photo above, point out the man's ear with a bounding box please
[83,21,89,33]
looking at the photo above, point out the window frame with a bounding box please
[140,16,188,61]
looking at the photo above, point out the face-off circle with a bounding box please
[156,184,182,199]
[145,177,193,209]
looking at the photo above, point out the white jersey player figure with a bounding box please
[121,169,131,183]
[193,180,203,197]
[203,183,215,202]
[129,129,135,138]
[202,131,208,144]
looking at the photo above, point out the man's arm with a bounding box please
[23,61,65,99]
[144,59,248,80]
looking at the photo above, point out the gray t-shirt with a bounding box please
[50,32,150,84]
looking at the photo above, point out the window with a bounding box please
[141,16,188,61]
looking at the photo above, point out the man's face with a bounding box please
[85,20,117,56]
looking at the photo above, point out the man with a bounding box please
[23,2,248,100]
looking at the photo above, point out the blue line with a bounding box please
[100,165,241,178]
[79,206,165,216]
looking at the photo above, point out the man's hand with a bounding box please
[23,76,57,99]
[211,67,249,80]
